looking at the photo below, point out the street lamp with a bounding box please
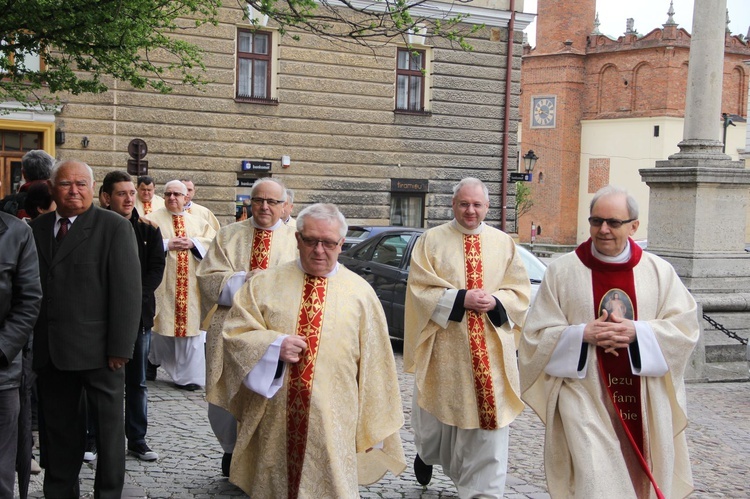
[522,149,539,172]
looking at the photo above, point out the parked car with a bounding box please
[342,225,412,251]
[338,228,546,340]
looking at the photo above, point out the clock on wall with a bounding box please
[531,96,556,128]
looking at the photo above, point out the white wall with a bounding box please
[578,116,747,244]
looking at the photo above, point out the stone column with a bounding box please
[640,0,750,381]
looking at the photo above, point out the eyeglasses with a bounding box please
[164,192,185,197]
[250,197,283,207]
[298,233,342,250]
[588,217,636,228]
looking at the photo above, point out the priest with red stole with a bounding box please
[216,203,406,497]
[519,185,699,499]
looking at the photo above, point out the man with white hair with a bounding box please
[197,177,297,475]
[404,177,531,498]
[519,185,698,498]
[144,180,215,391]
[30,160,141,498]
[215,203,406,497]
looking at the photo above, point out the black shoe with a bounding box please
[222,452,232,477]
[175,383,200,391]
[83,441,97,463]
[146,361,159,381]
[414,453,432,486]
[128,441,158,461]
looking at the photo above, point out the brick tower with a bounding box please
[519,0,596,245]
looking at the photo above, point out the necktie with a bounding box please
[56,218,70,242]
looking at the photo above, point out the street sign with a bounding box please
[509,172,532,182]
[127,159,148,176]
[241,160,272,172]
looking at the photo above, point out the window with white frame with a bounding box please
[396,48,428,113]
[236,29,274,102]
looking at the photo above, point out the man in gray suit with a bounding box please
[30,160,141,499]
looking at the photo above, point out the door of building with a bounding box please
[1,157,23,199]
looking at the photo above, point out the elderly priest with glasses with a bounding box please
[197,177,297,476]
[144,180,216,391]
[519,185,699,499]
[213,203,406,497]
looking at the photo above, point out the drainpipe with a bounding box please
[500,0,516,231]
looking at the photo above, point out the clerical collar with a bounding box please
[450,219,484,235]
[591,240,632,264]
[168,210,186,216]
[296,259,339,277]
[185,201,193,209]
[250,218,282,231]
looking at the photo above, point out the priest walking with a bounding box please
[404,177,531,498]
[215,203,406,497]
[197,177,297,475]
[144,180,215,390]
[519,185,698,498]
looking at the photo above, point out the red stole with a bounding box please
[576,238,664,499]
[250,228,273,271]
[463,233,498,430]
[143,201,152,214]
[172,215,189,337]
[286,274,327,499]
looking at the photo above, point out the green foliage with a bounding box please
[2,0,482,108]
[241,0,482,50]
[515,180,533,219]
[1,0,221,108]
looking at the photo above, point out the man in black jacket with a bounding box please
[0,209,42,499]
[102,171,166,462]
[30,160,141,499]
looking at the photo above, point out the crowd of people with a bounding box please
[0,150,700,499]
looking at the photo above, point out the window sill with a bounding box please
[235,97,279,105]
[394,109,432,116]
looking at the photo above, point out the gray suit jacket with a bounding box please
[30,205,142,371]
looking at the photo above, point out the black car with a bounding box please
[338,228,546,340]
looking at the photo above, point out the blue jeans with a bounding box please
[125,328,151,445]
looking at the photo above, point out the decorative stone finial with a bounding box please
[726,9,731,34]
[592,12,601,35]
[625,18,636,35]
[664,1,677,26]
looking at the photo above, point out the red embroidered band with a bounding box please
[172,215,189,338]
[250,229,273,271]
[286,274,327,499]
[464,234,498,430]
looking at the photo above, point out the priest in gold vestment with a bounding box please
[144,180,216,390]
[217,203,406,498]
[197,178,297,475]
[135,176,165,215]
[404,178,531,498]
[182,179,221,232]
[519,186,698,499]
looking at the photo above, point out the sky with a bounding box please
[523,0,750,47]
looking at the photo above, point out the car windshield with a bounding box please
[517,246,546,283]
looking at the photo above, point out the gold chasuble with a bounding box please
[135,194,164,216]
[197,220,298,409]
[519,240,699,499]
[463,234,498,430]
[186,202,221,232]
[145,208,215,338]
[217,262,406,498]
[405,222,530,429]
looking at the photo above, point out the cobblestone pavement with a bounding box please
[19,353,750,498]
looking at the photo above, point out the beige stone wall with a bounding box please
[50,4,522,228]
